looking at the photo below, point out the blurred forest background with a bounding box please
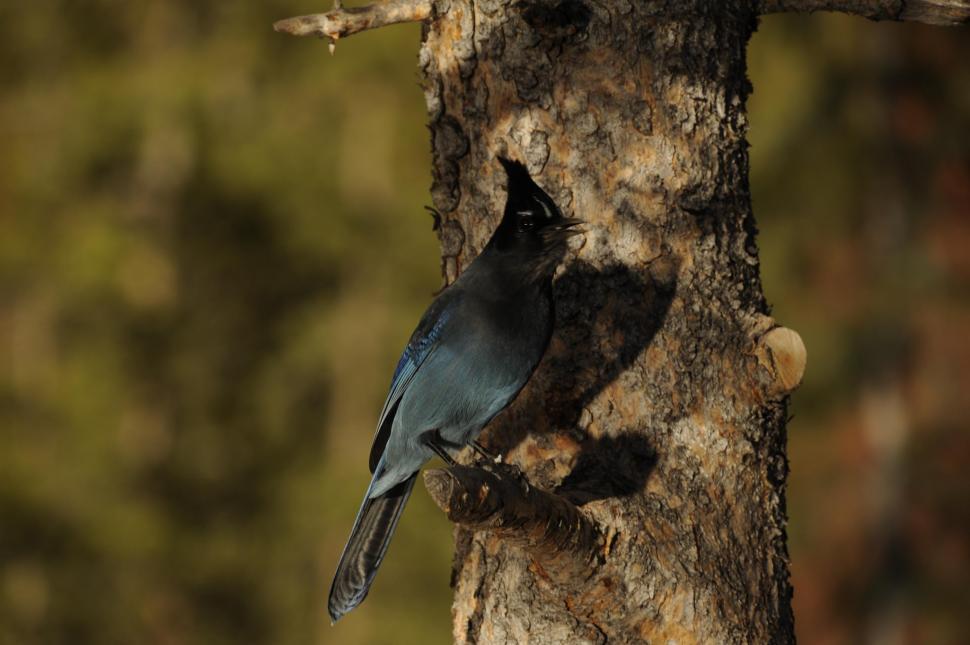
[0,2,967,644]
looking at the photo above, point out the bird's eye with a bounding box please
[517,211,535,232]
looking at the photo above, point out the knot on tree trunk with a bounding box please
[423,464,605,583]
[750,314,808,398]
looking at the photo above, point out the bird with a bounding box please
[327,156,581,623]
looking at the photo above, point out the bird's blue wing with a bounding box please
[368,295,455,472]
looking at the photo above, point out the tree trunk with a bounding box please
[274,0,966,641]
[421,3,796,643]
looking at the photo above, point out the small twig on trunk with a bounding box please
[758,0,969,25]
[274,0,434,51]
[424,464,605,582]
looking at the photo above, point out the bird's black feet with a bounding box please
[466,443,528,486]
[494,459,528,487]
[426,432,458,467]
[469,440,502,465]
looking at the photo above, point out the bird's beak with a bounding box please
[541,217,584,248]
[554,217,584,236]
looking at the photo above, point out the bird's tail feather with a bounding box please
[328,469,417,623]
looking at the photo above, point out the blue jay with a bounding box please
[328,157,581,622]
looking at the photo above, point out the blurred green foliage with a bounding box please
[0,3,967,644]
[750,14,970,644]
[0,2,449,644]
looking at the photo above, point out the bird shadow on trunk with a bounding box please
[482,257,676,501]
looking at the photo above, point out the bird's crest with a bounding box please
[498,156,532,185]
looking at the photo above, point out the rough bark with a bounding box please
[420,2,796,643]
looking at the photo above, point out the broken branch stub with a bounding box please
[423,464,605,583]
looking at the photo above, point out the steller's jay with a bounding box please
[328,157,581,622]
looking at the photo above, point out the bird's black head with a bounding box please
[487,157,581,273]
